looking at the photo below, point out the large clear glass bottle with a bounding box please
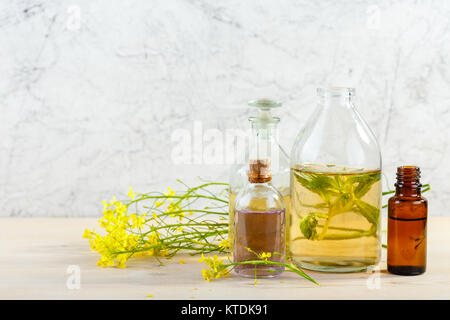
[289,87,382,272]
[229,99,290,252]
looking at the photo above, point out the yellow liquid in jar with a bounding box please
[289,164,381,272]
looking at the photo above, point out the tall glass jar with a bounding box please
[289,87,382,272]
[229,99,290,253]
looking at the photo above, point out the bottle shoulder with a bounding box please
[388,195,427,203]
[236,183,284,201]
[290,102,381,168]
[388,195,427,219]
[234,182,285,212]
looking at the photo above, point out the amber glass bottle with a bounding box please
[387,166,427,275]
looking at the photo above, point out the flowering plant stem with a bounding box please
[83,180,230,268]
[197,250,319,285]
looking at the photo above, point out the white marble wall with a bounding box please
[1,0,449,216]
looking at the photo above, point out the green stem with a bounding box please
[320,230,373,240]
[224,260,319,285]
[318,217,331,240]
[127,194,228,207]
[318,224,367,233]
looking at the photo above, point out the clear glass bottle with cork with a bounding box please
[388,166,428,275]
[229,99,290,254]
[233,159,286,278]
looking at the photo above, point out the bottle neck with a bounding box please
[395,166,422,197]
[249,124,278,163]
[317,87,355,109]
[251,123,277,139]
[248,181,271,186]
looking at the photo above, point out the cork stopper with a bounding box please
[248,159,271,183]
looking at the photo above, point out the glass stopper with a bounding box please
[248,99,282,111]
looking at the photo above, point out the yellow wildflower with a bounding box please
[116,253,128,268]
[164,187,175,197]
[146,294,154,298]
[166,202,179,213]
[198,254,229,281]
[219,238,231,250]
[155,201,164,208]
[201,269,210,281]
[102,200,109,210]
[128,186,136,200]
[260,252,272,261]
[198,253,206,263]
[130,214,145,229]
[179,259,186,264]
[82,228,93,239]
[97,256,115,268]
[86,200,150,268]
[115,201,127,214]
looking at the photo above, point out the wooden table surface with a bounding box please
[0,217,449,300]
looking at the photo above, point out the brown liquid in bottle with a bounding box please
[387,166,427,275]
[234,208,285,276]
